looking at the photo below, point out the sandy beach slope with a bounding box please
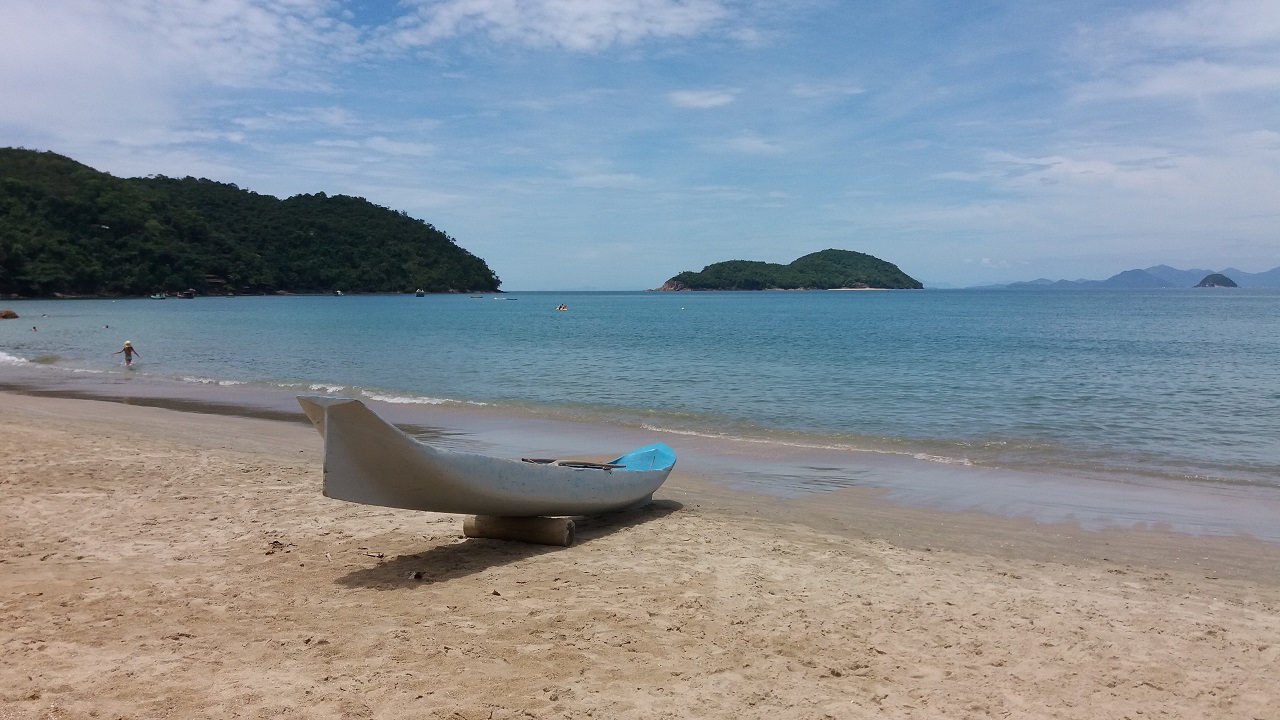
[2,392,1278,719]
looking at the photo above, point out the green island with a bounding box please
[660,249,922,291]
[0,148,500,297]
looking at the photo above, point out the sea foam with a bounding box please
[361,391,451,405]
[181,376,248,386]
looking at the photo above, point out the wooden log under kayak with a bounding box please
[463,515,576,547]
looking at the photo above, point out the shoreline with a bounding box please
[2,390,1278,718]
[3,386,1280,573]
[5,365,1280,547]
[0,289,510,301]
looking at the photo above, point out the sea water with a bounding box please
[3,289,1280,533]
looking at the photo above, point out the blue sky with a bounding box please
[3,0,1278,289]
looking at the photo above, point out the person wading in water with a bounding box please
[113,340,140,366]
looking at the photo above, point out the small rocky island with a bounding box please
[1195,273,1238,288]
[658,249,922,291]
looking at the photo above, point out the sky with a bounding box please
[2,0,1279,289]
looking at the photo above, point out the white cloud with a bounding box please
[570,172,643,188]
[916,0,1277,278]
[0,0,362,144]
[556,157,645,189]
[717,132,782,155]
[315,136,437,157]
[1073,0,1280,100]
[790,82,864,99]
[981,151,1147,189]
[933,171,984,183]
[387,0,732,52]
[682,185,753,201]
[1125,0,1280,50]
[233,106,362,131]
[364,136,437,158]
[893,132,1280,270]
[667,88,740,108]
[1077,59,1280,101]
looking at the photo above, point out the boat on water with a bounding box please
[296,396,675,517]
[149,293,167,300]
[415,289,425,297]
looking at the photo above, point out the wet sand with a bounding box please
[2,391,1279,719]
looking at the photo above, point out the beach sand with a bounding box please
[2,392,1278,719]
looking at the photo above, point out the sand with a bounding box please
[2,392,1279,719]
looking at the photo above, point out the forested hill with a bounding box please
[660,249,922,290]
[0,148,501,297]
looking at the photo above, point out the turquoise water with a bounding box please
[3,289,1280,491]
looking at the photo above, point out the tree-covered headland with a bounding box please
[0,148,501,297]
[661,249,922,290]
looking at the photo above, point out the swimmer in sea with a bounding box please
[113,340,140,366]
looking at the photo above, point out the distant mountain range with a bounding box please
[985,265,1280,290]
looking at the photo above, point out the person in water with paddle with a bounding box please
[113,340,140,365]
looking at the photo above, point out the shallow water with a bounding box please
[5,290,1279,484]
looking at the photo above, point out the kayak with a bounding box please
[296,396,675,517]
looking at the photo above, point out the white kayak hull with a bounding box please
[297,396,675,517]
